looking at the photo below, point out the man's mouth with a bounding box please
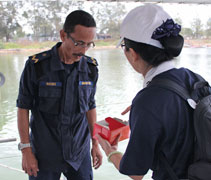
[73,53,84,58]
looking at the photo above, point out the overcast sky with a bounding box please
[21,1,211,33]
[81,2,211,28]
[122,2,211,28]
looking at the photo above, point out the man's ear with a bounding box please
[129,48,139,63]
[60,29,65,42]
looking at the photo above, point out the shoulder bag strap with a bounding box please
[160,152,180,180]
[147,78,191,100]
[148,78,191,180]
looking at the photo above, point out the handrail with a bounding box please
[0,138,16,143]
[0,72,5,87]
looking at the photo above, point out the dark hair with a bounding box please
[124,35,184,67]
[63,10,96,33]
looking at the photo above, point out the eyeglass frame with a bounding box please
[65,31,95,48]
[120,42,129,51]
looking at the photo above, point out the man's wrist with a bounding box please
[21,146,32,154]
[18,142,31,151]
[91,138,98,146]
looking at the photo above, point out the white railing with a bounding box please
[0,72,5,87]
[0,138,16,143]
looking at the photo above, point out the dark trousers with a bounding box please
[29,153,93,180]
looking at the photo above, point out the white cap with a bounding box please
[118,4,171,49]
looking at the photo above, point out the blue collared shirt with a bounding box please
[17,42,98,171]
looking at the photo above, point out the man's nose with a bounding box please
[81,46,89,54]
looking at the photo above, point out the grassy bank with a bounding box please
[0,40,56,50]
[184,39,211,47]
[0,39,119,50]
[0,38,211,51]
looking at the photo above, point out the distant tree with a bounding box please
[25,2,54,40]
[205,18,211,38]
[174,17,182,26]
[0,1,23,42]
[91,2,126,38]
[174,17,186,36]
[181,27,194,38]
[14,27,25,39]
[42,1,66,39]
[23,1,84,41]
[191,18,203,39]
[74,1,85,10]
[48,0,85,38]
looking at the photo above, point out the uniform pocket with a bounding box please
[38,82,62,114]
[78,82,93,113]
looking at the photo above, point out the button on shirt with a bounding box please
[17,42,98,171]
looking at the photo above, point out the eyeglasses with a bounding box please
[66,32,95,48]
[120,42,129,51]
[121,43,126,49]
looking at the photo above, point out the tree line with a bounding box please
[0,1,211,42]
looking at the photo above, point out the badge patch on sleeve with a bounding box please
[79,81,93,86]
[40,81,62,87]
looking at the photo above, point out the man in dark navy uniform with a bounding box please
[17,10,102,180]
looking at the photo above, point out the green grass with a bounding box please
[0,41,57,49]
[1,38,211,50]
[95,39,119,46]
[0,39,119,50]
[3,42,20,49]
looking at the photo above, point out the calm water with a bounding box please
[0,47,211,180]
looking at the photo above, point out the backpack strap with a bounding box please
[160,152,180,180]
[194,73,205,82]
[148,78,191,101]
[148,78,192,179]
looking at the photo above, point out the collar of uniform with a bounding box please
[143,61,175,88]
[77,56,91,73]
[50,42,65,72]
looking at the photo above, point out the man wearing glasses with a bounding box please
[17,10,102,180]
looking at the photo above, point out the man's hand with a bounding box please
[91,139,103,169]
[22,148,39,177]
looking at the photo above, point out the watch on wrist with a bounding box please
[18,142,31,150]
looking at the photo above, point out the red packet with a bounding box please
[93,117,130,144]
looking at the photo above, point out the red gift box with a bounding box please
[93,117,130,144]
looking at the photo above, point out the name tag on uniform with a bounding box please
[40,81,62,87]
[79,81,93,86]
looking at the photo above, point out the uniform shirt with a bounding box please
[17,42,98,172]
[119,68,198,180]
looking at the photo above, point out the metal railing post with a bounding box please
[0,72,5,87]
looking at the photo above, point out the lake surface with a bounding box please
[0,47,211,180]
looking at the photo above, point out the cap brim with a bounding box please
[116,37,124,48]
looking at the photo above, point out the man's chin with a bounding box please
[76,56,82,60]
[74,56,82,62]
[73,53,84,61]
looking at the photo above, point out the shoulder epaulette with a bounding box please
[29,50,51,64]
[84,55,98,66]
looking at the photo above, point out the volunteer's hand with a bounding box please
[91,139,103,169]
[121,105,131,115]
[22,148,39,177]
[96,134,120,156]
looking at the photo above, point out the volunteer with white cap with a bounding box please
[96,4,197,180]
